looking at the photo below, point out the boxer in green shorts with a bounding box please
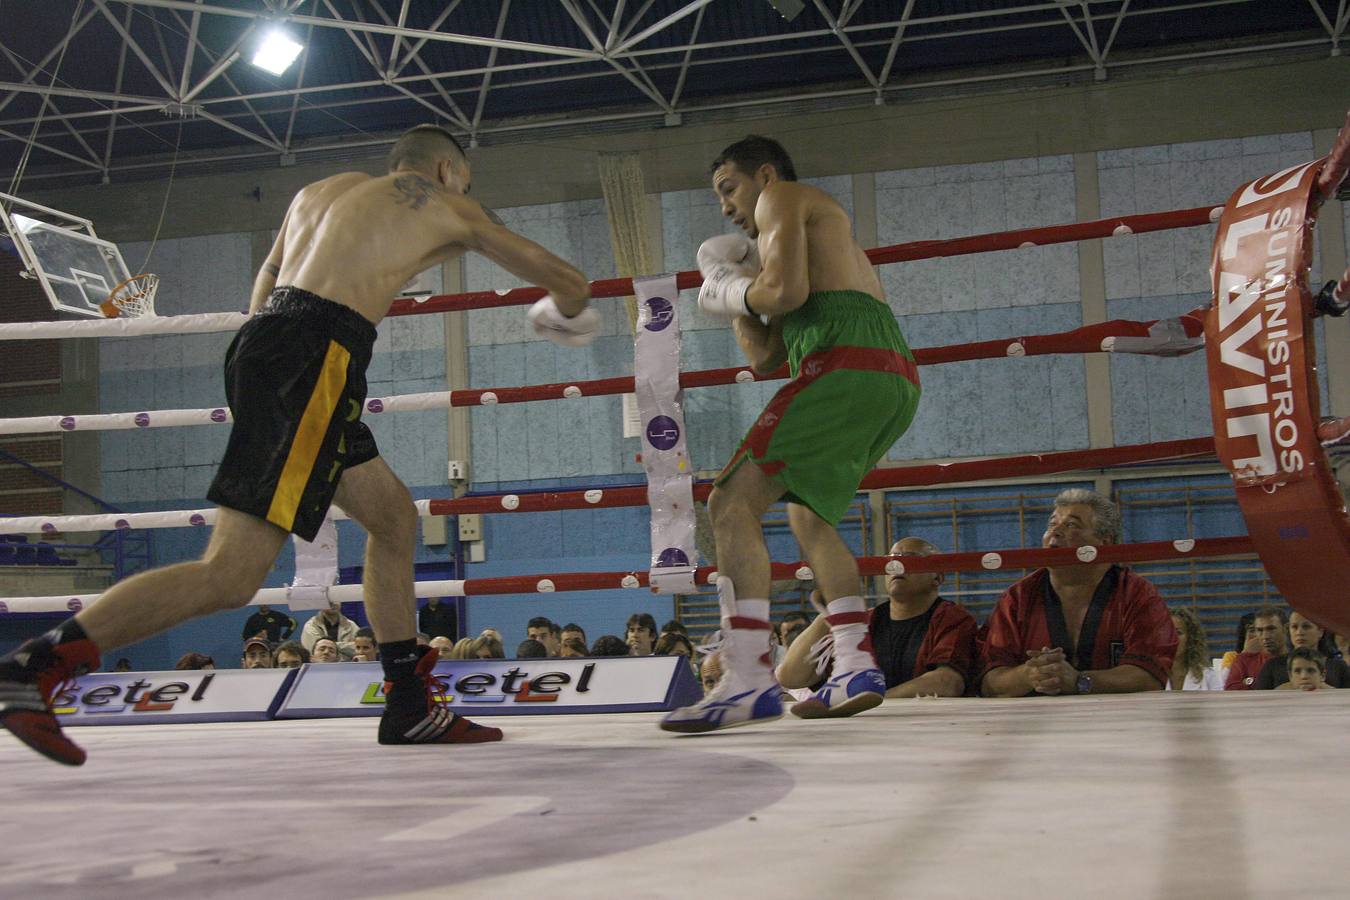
[662,135,921,733]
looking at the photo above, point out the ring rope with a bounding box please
[0,204,1220,341]
[0,536,1255,614]
[0,310,1207,436]
[0,438,1216,535]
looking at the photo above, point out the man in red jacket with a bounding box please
[980,489,1177,697]
[777,537,978,712]
[1224,606,1287,690]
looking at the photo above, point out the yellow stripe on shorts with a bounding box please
[265,340,351,532]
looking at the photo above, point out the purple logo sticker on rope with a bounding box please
[210,408,228,423]
[189,513,206,526]
[645,416,680,451]
[134,412,150,427]
[0,601,7,613]
[656,547,690,568]
[367,399,384,413]
[643,297,674,332]
[67,598,82,612]
[59,416,76,431]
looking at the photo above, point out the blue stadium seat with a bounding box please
[0,533,29,544]
[0,546,15,564]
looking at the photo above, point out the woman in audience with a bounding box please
[448,637,476,659]
[1168,608,1223,690]
[468,634,504,660]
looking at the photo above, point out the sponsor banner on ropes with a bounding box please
[1204,153,1350,636]
[53,669,297,726]
[275,657,703,718]
[633,273,699,595]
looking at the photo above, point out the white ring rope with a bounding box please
[0,499,436,535]
[0,391,456,436]
[0,311,248,340]
[0,579,469,615]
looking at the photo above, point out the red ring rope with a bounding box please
[458,536,1253,596]
[427,437,1215,516]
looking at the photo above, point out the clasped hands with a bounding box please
[1023,647,1079,695]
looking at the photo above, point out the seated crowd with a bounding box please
[164,490,1342,700]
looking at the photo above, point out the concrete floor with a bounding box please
[1,691,1345,899]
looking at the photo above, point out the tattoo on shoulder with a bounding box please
[391,174,441,211]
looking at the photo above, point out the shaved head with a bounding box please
[387,124,466,173]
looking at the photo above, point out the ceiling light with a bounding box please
[251,29,304,76]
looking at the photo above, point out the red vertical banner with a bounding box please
[1205,157,1350,634]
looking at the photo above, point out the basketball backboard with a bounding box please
[0,192,133,318]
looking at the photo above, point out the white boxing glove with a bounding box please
[696,234,760,319]
[527,295,602,348]
[697,233,760,276]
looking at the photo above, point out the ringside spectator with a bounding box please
[429,636,456,660]
[527,617,561,657]
[660,620,689,637]
[1225,606,1287,691]
[175,652,215,671]
[418,597,458,641]
[1277,648,1330,691]
[700,651,723,694]
[351,627,379,662]
[560,637,588,658]
[311,638,340,663]
[1168,608,1223,691]
[778,538,977,708]
[1253,611,1349,689]
[469,634,504,660]
[654,632,695,659]
[1220,613,1259,670]
[300,601,359,660]
[516,639,548,659]
[561,623,587,647]
[591,635,629,657]
[274,641,309,668]
[241,637,274,670]
[240,604,296,644]
[625,613,658,656]
[980,489,1177,697]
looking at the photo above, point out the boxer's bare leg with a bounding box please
[786,503,861,603]
[76,507,288,650]
[332,456,418,643]
[706,460,785,599]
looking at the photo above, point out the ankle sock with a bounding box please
[825,596,876,671]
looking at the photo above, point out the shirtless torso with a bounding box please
[255,170,589,323]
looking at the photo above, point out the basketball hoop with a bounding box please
[99,272,159,319]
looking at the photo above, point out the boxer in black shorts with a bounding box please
[2,125,598,764]
[209,288,380,542]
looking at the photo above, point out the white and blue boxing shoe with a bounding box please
[789,667,885,719]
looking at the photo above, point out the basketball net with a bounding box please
[100,272,159,318]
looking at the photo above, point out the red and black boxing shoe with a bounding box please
[378,647,502,745]
[0,636,100,766]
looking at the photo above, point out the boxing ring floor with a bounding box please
[2,692,1344,899]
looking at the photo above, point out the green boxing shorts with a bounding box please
[718,291,920,526]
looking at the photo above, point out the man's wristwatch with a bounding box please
[1075,672,1093,695]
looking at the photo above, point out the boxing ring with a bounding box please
[1,121,1349,898]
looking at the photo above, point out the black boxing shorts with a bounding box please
[207,287,379,541]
